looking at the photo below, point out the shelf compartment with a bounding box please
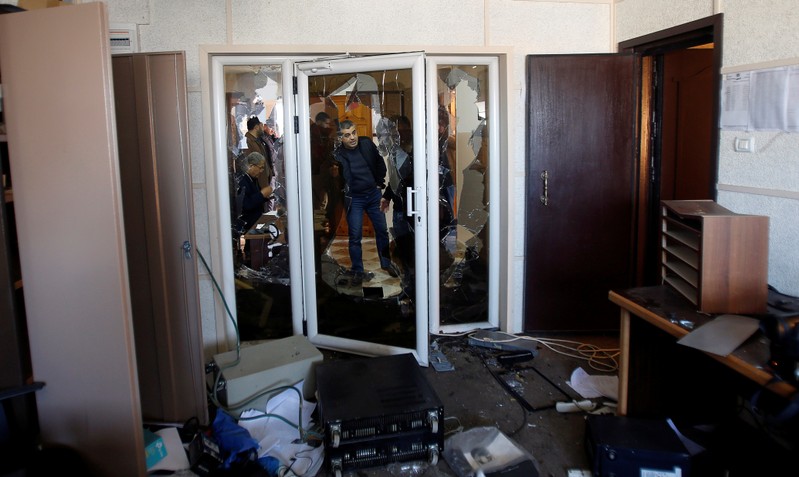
[663,258,698,288]
[660,200,769,314]
[663,274,698,305]
[662,240,699,269]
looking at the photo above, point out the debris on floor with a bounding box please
[443,426,541,477]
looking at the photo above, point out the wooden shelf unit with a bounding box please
[660,200,769,314]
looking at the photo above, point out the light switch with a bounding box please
[734,137,755,153]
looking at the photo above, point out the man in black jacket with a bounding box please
[334,120,397,285]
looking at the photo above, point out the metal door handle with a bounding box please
[182,240,193,259]
[406,186,416,217]
[540,171,549,206]
[406,187,423,224]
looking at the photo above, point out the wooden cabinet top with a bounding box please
[662,199,761,218]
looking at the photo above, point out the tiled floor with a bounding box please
[321,236,403,298]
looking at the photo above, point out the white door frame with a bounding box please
[208,55,304,347]
[426,56,501,335]
[202,48,511,360]
[295,52,430,363]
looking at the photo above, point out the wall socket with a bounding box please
[734,136,755,152]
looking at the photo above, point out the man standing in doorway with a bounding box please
[334,120,397,286]
[245,116,276,212]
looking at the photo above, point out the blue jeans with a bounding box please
[346,187,391,273]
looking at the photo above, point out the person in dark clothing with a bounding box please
[333,120,397,285]
[244,116,277,211]
[236,152,273,233]
[310,111,334,211]
[381,116,415,285]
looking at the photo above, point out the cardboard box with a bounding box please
[143,428,168,469]
[18,0,64,10]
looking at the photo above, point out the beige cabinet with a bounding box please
[0,4,205,475]
[0,3,146,475]
[112,52,206,427]
[661,200,769,314]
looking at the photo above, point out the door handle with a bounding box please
[406,186,416,217]
[406,186,423,224]
[182,240,193,259]
[540,170,549,206]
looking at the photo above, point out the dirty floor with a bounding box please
[309,332,621,477]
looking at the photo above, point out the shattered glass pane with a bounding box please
[310,67,417,349]
[436,65,491,326]
[224,64,293,340]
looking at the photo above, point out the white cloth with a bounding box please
[567,367,619,401]
[238,382,324,477]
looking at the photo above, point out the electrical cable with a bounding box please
[444,416,464,436]
[430,329,476,337]
[196,248,312,443]
[196,248,241,360]
[467,330,620,372]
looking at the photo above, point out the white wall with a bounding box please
[617,0,799,297]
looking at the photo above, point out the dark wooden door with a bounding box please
[524,54,636,331]
[660,48,714,201]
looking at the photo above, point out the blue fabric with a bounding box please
[346,187,391,272]
[211,410,259,469]
[258,455,281,476]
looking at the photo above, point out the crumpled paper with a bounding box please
[566,367,618,402]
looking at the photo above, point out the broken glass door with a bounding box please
[211,54,499,361]
[295,53,429,364]
[220,60,298,341]
[427,57,500,334]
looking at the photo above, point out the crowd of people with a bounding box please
[231,103,456,294]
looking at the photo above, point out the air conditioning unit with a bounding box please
[109,23,138,54]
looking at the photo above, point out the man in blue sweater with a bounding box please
[334,120,397,285]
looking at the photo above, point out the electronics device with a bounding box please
[760,286,799,384]
[212,335,323,416]
[468,330,539,357]
[586,415,692,477]
[315,353,444,477]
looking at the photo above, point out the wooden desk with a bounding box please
[242,214,286,269]
[610,286,796,416]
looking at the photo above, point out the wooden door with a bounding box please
[524,54,636,331]
[660,49,714,201]
[332,94,373,137]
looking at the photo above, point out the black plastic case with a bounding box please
[586,415,692,477]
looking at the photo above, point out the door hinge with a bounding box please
[182,240,192,259]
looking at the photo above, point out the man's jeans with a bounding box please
[346,187,391,273]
